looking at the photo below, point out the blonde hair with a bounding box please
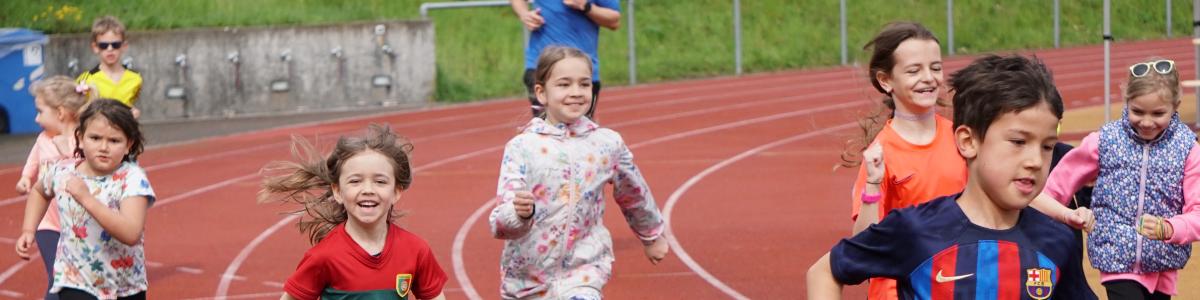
[258,124,414,244]
[1125,57,1180,107]
[31,76,88,118]
[91,15,126,41]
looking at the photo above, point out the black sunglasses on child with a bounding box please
[1129,60,1174,77]
[96,41,123,50]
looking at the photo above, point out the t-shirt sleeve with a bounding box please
[596,0,621,11]
[284,250,328,300]
[412,242,448,299]
[119,165,156,207]
[830,209,916,284]
[39,161,64,197]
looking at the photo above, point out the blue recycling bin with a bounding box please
[0,28,48,134]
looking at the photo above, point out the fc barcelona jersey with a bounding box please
[830,195,1097,300]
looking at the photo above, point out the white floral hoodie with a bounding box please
[489,117,664,299]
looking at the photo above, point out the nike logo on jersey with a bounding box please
[935,270,974,283]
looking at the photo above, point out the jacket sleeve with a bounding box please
[1043,133,1101,205]
[611,135,664,244]
[489,137,535,239]
[1168,144,1200,244]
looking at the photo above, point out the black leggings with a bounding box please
[1103,279,1171,300]
[58,288,145,300]
[523,69,602,119]
[36,230,60,300]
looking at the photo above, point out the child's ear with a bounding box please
[90,42,101,54]
[56,107,71,122]
[392,187,404,203]
[331,184,344,204]
[534,84,548,106]
[955,125,979,159]
[875,70,893,94]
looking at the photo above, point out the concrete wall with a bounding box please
[43,20,435,122]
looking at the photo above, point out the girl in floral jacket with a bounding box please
[489,46,669,300]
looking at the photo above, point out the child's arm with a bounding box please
[581,0,622,30]
[1032,133,1101,230]
[611,138,664,244]
[65,175,149,245]
[806,252,845,299]
[1158,144,1200,244]
[851,142,885,235]
[489,140,535,239]
[15,179,52,260]
[16,134,52,194]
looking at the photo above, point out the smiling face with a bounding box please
[77,115,131,176]
[535,56,593,125]
[877,38,944,114]
[958,102,1060,211]
[1126,92,1176,141]
[332,150,402,228]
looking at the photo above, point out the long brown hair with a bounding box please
[258,124,414,245]
[839,22,941,168]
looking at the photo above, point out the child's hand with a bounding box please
[1138,215,1174,241]
[863,142,885,185]
[644,236,669,265]
[513,191,536,220]
[14,177,30,194]
[519,8,545,31]
[14,231,35,260]
[1061,207,1095,232]
[65,175,90,200]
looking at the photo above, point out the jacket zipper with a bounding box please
[1133,143,1150,273]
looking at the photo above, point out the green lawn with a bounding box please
[2,0,1193,102]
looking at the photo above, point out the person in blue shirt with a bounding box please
[807,54,1098,300]
[511,0,621,119]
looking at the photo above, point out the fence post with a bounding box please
[840,0,847,65]
[734,0,742,75]
[1104,0,1112,123]
[628,0,636,85]
[1054,0,1060,48]
[947,0,955,55]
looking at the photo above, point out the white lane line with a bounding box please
[663,122,856,300]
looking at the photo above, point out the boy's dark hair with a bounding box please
[259,123,414,245]
[950,55,1064,138]
[74,98,143,162]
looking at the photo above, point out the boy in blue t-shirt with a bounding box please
[807,55,1098,300]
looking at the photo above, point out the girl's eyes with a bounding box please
[1009,139,1027,146]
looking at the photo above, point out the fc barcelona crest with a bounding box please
[1025,268,1053,299]
[396,274,413,297]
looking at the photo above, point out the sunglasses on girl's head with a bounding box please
[96,41,123,50]
[1129,60,1174,77]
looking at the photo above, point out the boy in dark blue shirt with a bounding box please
[807,55,1098,300]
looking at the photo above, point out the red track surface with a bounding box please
[0,38,1195,299]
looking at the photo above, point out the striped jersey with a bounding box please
[830,195,1097,300]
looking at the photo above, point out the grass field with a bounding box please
[1,1,1194,102]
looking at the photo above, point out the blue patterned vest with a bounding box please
[1090,112,1194,273]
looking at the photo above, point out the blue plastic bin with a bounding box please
[0,28,48,134]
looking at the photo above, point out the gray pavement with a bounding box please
[0,105,425,165]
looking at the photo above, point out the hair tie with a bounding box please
[75,83,90,94]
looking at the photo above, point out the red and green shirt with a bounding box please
[284,223,447,300]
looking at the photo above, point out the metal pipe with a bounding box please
[947,0,954,55]
[840,0,847,65]
[628,0,637,85]
[1054,0,1060,48]
[733,0,742,75]
[1104,0,1112,123]
[419,0,510,18]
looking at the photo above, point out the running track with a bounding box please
[0,38,1194,299]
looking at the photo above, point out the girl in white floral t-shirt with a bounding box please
[17,99,154,300]
[489,46,669,300]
